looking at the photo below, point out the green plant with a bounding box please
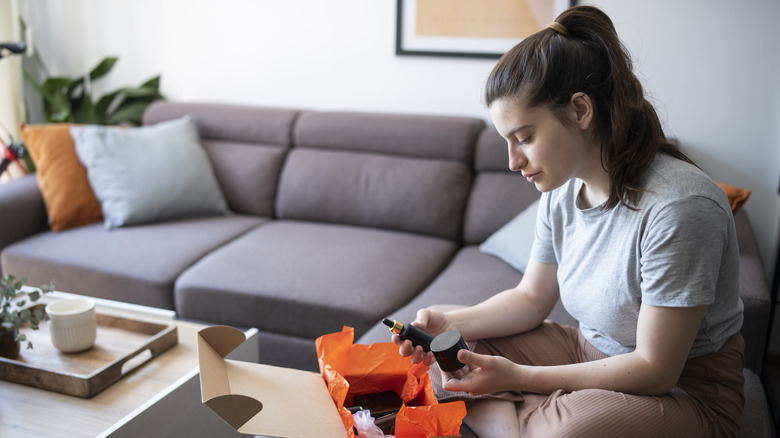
[1,275,54,349]
[24,56,165,126]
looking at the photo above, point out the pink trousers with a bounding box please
[431,321,745,438]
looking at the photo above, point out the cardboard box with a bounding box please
[198,325,346,437]
[198,325,465,437]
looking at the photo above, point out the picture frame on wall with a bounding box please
[396,0,576,59]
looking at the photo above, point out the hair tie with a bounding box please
[547,22,569,37]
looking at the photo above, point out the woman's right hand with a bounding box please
[392,307,459,366]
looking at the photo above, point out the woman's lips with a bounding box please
[523,172,540,183]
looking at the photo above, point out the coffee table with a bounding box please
[0,291,258,437]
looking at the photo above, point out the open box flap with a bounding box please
[203,393,264,431]
[199,324,247,358]
[197,326,347,437]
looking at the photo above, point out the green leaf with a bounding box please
[46,93,74,123]
[49,109,73,123]
[140,75,161,91]
[42,76,73,93]
[43,281,55,293]
[106,101,155,126]
[95,90,121,118]
[78,92,100,124]
[27,291,40,302]
[115,86,160,98]
[89,56,118,81]
[66,77,86,100]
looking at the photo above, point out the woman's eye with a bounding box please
[517,135,531,145]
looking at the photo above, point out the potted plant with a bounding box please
[0,274,54,358]
[24,56,165,126]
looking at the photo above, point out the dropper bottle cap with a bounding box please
[382,318,434,351]
[382,318,403,334]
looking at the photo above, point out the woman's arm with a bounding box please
[396,258,560,363]
[447,258,561,341]
[443,303,706,396]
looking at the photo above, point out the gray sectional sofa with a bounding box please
[0,102,773,436]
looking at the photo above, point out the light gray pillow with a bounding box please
[71,117,229,229]
[479,199,539,273]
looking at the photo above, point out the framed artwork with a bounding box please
[396,0,576,59]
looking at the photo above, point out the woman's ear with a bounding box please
[570,92,594,131]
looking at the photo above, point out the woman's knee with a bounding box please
[520,389,701,438]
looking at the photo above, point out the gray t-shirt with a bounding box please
[531,153,743,358]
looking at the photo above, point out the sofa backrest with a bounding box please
[142,103,538,244]
[143,102,300,217]
[276,111,484,240]
[462,128,541,245]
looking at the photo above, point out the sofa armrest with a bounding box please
[734,209,771,375]
[0,175,48,264]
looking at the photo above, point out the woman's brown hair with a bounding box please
[484,5,695,210]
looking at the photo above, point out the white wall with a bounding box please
[20,0,780,286]
[0,0,24,139]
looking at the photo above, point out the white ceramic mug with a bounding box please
[45,298,97,353]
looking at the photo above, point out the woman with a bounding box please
[395,6,744,437]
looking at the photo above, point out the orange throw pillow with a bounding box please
[716,182,751,214]
[21,123,103,231]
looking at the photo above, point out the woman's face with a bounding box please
[489,96,599,193]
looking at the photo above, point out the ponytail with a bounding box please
[485,6,695,210]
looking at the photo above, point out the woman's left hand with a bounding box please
[440,349,522,395]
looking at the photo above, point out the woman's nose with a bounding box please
[508,145,526,172]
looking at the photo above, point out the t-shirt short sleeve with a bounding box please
[639,195,733,307]
[530,192,558,265]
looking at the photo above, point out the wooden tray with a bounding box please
[0,304,178,398]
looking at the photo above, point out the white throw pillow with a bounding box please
[479,199,539,273]
[71,117,229,229]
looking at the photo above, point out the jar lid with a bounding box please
[431,330,467,372]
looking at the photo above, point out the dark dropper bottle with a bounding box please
[382,318,434,352]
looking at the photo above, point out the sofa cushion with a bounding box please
[143,102,300,147]
[293,110,484,163]
[1,215,265,309]
[734,210,772,374]
[740,368,775,437]
[174,220,458,338]
[479,199,539,273]
[359,246,576,345]
[200,139,286,217]
[462,128,540,245]
[276,149,472,240]
[0,175,48,255]
[474,126,510,172]
[20,123,103,231]
[142,102,300,217]
[71,117,230,228]
[463,172,540,245]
